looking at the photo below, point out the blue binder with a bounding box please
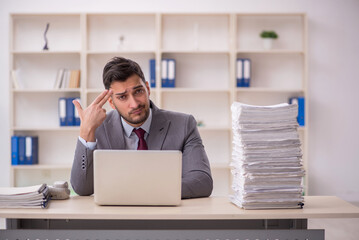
[58,98,66,126]
[167,59,176,88]
[161,59,168,87]
[289,97,305,126]
[11,136,19,165]
[242,58,251,87]
[25,136,39,165]
[18,136,26,165]
[66,98,75,126]
[236,58,244,87]
[149,59,156,88]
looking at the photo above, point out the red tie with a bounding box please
[133,128,148,150]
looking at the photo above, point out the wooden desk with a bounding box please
[1,196,359,240]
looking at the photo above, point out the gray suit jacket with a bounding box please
[71,102,213,199]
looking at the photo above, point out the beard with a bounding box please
[115,104,150,126]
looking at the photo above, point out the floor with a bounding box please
[1,203,359,239]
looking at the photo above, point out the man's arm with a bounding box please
[181,115,213,199]
[71,139,96,196]
[70,90,112,195]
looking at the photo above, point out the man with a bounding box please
[71,57,213,199]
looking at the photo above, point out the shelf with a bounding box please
[11,164,72,170]
[9,12,308,195]
[87,50,156,55]
[12,127,80,132]
[161,50,230,54]
[237,50,304,54]
[211,162,230,169]
[12,50,81,55]
[161,88,230,93]
[198,126,231,131]
[236,88,304,93]
[13,88,81,93]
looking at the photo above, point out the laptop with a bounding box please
[93,150,182,206]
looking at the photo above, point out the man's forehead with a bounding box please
[112,83,144,95]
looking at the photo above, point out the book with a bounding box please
[11,69,22,89]
[0,184,50,208]
[69,70,80,88]
[54,68,65,89]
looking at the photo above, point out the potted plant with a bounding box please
[260,30,278,50]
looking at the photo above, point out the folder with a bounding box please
[11,136,19,165]
[289,97,305,126]
[25,136,39,165]
[161,59,168,87]
[66,98,75,126]
[243,59,251,87]
[58,98,66,126]
[149,59,156,88]
[236,59,244,87]
[167,59,176,88]
[74,98,81,126]
[18,136,26,165]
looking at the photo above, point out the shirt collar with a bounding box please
[121,108,152,137]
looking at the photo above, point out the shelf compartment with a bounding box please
[87,14,156,52]
[13,92,80,129]
[12,167,71,188]
[211,168,231,197]
[200,130,231,165]
[162,14,229,52]
[12,53,80,90]
[162,53,230,90]
[236,14,304,51]
[87,53,155,89]
[236,91,304,106]
[236,53,304,89]
[161,91,230,129]
[12,14,81,52]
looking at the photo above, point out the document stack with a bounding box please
[0,184,50,208]
[230,102,305,209]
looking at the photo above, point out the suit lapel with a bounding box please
[104,110,126,149]
[147,102,170,150]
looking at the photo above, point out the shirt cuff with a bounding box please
[78,136,97,150]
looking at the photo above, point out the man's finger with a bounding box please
[92,90,110,105]
[73,99,83,115]
[98,89,113,107]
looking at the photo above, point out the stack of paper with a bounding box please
[0,184,50,208]
[230,102,305,209]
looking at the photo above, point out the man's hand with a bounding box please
[73,89,113,142]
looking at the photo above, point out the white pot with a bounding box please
[262,38,273,50]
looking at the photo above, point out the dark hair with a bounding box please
[103,57,146,89]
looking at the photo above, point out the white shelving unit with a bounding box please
[9,13,308,196]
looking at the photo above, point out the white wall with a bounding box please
[1,0,359,202]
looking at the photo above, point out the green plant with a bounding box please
[260,31,278,39]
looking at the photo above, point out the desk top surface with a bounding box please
[1,196,359,220]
